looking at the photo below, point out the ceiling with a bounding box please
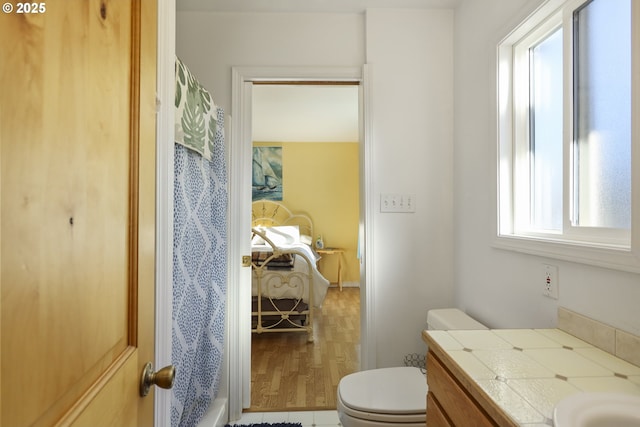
[176,0,460,13]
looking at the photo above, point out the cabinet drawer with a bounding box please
[426,351,497,427]
[426,392,453,427]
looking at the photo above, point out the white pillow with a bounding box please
[300,234,313,246]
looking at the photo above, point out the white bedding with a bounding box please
[251,241,330,308]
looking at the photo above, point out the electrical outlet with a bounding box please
[542,264,559,299]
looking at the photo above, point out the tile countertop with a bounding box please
[423,328,640,426]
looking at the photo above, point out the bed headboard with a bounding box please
[251,200,314,239]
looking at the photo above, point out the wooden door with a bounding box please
[0,1,158,426]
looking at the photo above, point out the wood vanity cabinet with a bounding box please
[426,392,453,427]
[422,331,518,427]
[426,351,497,426]
[422,330,518,427]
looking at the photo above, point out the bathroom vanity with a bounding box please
[423,331,517,426]
[422,327,640,426]
[426,351,507,426]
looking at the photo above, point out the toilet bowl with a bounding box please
[336,309,487,427]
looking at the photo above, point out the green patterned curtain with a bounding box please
[175,57,216,161]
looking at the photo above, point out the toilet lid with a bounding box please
[338,367,427,416]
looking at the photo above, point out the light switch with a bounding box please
[380,193,415,213]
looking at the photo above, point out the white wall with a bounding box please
[176,11,365,114]
[453,0,640,335]
[365,9,455,366]
[178,0,640,375]
[177,8,456,368]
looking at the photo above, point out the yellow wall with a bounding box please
[254,141,360,284]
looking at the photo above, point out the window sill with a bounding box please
[493,234,640,274]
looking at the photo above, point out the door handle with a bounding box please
[140,362,175,397]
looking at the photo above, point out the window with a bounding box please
[527,25,563,232]
[497,0,639,271]
[573,0,632,230]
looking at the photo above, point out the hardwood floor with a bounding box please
[249,287,360,412]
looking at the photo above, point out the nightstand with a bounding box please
[316,248,345,291]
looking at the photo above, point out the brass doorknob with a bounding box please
[140,362,175,397]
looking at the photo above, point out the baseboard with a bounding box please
[341,281,360,288]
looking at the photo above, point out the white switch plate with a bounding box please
[542,264,559,299]
[380,194,415,213]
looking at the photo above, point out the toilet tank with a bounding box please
[427,308,488,330]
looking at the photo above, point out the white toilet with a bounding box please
[336,309,487,427]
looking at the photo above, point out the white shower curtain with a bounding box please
[172,58,227,427]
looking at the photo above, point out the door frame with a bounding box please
[155,0,176,425]
[228,66,377,419]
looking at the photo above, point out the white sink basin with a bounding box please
[553,392,640,427]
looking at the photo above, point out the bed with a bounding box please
[251,200,330,342]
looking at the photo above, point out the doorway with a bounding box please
[228,66,375,419]
[249,83,360,411]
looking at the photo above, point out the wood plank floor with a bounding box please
[249,287,360,412]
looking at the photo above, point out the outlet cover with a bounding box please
[543,264,559,299]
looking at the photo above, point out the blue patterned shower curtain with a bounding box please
[171,105,227,426]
